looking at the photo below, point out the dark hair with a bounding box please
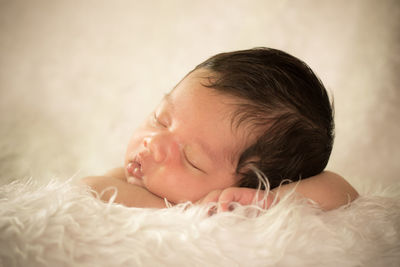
[194,47,334,189]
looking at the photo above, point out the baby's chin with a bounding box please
[126,176,145,187]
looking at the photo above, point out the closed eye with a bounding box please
[183,150,206,174]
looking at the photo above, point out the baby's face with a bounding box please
[124,69,249,203]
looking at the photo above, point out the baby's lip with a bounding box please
[127,156,144,180]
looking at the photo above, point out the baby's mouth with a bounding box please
[126,159,143,181]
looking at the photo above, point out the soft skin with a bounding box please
[81,69,358,211]
[82,169,358,210]
[123,69,250,204]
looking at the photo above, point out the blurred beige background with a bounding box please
[0,0,399,190]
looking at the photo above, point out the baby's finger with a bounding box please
[217,187,246,211]
[218,188,276,211]
[197,190,224,216]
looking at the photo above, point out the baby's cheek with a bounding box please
[165,136,182,160]
[153,172,192,203]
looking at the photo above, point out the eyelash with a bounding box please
[153,113,167,128]
[184,150,205,173]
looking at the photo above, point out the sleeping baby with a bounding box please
[82,47,358,211]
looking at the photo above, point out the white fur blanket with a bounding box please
[1,179,399,267]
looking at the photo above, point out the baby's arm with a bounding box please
[199,171,359,211]
[273,171,359,210]
[81,168,166,208]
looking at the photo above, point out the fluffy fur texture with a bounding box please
[1,179,399,267]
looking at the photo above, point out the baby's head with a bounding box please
[195,48,334,189]
[125,48,334,204]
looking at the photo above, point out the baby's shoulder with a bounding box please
[104,167,126,180]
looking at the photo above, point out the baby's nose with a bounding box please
[143,135,167,163]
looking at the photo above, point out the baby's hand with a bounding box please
[198,187,276,212]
